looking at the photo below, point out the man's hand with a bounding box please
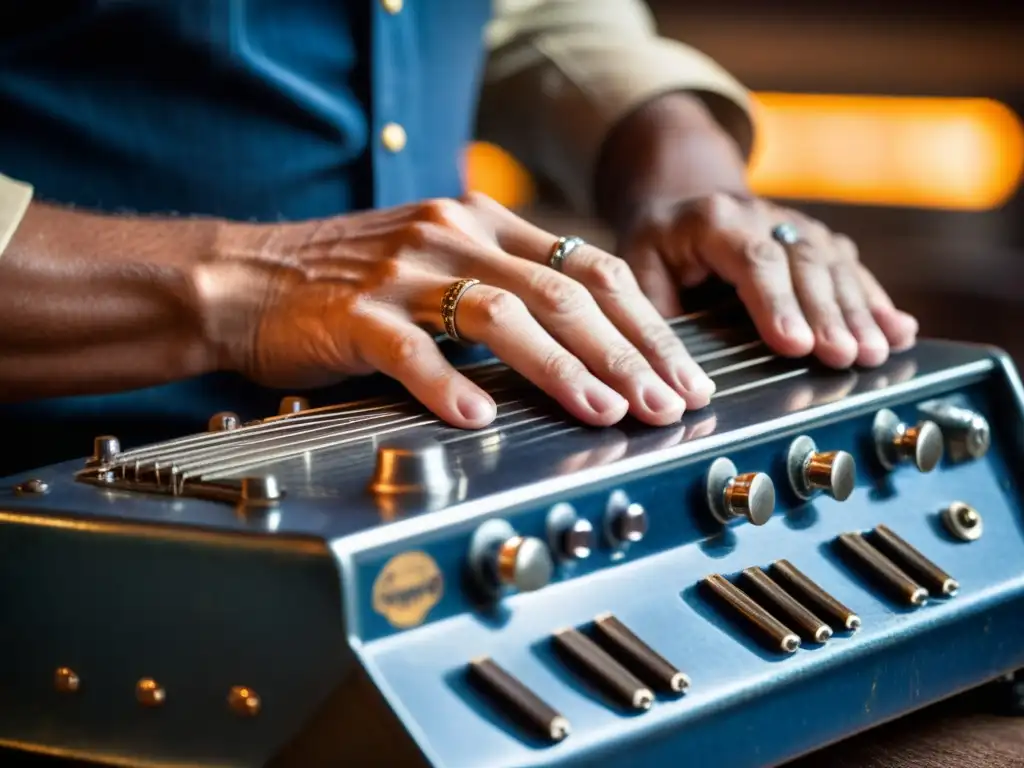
[205,192,712,429]
[596,93,919,369]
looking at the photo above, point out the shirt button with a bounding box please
[381,0,403,14]
[381,122,407,153]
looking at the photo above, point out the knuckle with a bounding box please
[741,239,782,269]
[402,220,443,249]
[834,233,859,262]
[604,346,647,378]
[477,288,525,326]
[697,191,737,224]
[542,351,586,385]
[384,331,424,368]
[373,255,412,286]
[533,272,591,316]
[417,197,464,227]
[584,255,635,294]
[641,323,685,360]
[459,190,495,209]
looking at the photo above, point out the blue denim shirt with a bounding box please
[0,0,494,472]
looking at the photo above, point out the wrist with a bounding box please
[188,218,270,376]
[594,92,752,231]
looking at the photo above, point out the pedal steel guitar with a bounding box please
[1,302,1023,767]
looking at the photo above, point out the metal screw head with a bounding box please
[15,479,49,495]
[943,501,983,541]
[208,412,241,432]
[278,396,309,415]
[227,685,261,717]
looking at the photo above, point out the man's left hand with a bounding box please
[597,93,919,369]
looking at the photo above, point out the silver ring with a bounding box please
[771,223,801,247]
[549,235,585,272]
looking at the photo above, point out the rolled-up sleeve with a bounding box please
[0,172,33,258]
[478,0,755,213]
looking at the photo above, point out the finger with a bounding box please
[351,307,497,428]
[697,226,816,358]
[476,204,707,410]
[620,234,685,318]
[412,281,631,427]
[783,234,859,368]
[829,235,891,366]
[460,258,687,424]
[856,263,919,351]
[567,239,715,408]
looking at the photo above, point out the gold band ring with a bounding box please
[440,278,481,342]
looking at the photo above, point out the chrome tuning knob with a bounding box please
[872,408,943,472]
[86,435,121,467]
[368,435,456,498]
[786,436,856,501]
[706,457,776,526]
[604,490,648,547]
[469,519,553,596]
[546,503,594,561]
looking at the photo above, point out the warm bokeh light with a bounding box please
[749,94,1024,211]
[466,95,1024,212]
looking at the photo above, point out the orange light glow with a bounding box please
[748,94,1024,211]
[465,95,1024,212]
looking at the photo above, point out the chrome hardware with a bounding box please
[918,400,991,462]
[14,478,49,495]
[240,475,281,505]
[369,435,456,498]
[872,408,943,472]
[786,435,856,501]
[942,501,983,541]
[278,396,310,415]
[546,503,594,561]
[604,490,648,547]
[706,458,776,526]
[469,519,553,596]
[208,412,241,432]
[87,435,121,467]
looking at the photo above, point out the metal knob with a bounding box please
[918,400,991,462]
[469,519,553,596]
[496,536,554,592]
[278,396,309,415]
[546,503,593,561]
[706,457,776,526]
[872,408,943,472]
[87,435,121,466]
[604,491,648,547]
[368,435,455,498]
[208,412,241,432]
[787,435,856,501]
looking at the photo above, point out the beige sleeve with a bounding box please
[478,0,755,213]
[0,172,33,259]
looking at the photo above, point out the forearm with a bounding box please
[0,202,222,400]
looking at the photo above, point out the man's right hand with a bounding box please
[201,192,714,429]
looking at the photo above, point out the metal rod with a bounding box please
[591,613,690,694]
[871,524,959,596]
[551,628,654,711]
[770,560,861,632]
[701,574,801,653]
[835,532,929,607]
[467,657,570,742]
[740,568,833,643]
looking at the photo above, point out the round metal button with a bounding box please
[381,122,407,153]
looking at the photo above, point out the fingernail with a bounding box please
[675,362,715,399]
[779,315,814,347]
[584,385,628,417]
[823,325,858,352]
[641,381,686,417]
[456,393,495,424]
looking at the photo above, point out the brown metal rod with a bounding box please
[702,574,801,653]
